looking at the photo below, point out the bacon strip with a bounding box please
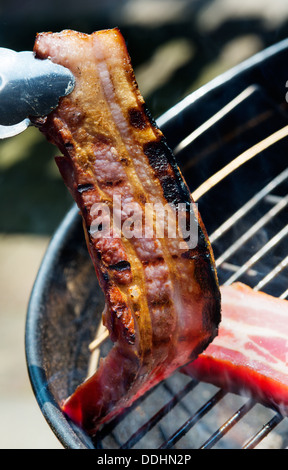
[183,283,288,415]
[32,29,221,435]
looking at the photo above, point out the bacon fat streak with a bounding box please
[32,29,221,435]
[183,283,288,415]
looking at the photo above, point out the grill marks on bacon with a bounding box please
[183,283,288,415]
[32,28,221,434]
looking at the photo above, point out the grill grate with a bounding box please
[91,125,288,449]
[211,166,288,293]
[93,177,288,449]
[90,43,288,447]
[93,169,287,449]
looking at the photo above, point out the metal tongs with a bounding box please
[0,47,75,139]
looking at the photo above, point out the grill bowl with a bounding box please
[25,40,288,449]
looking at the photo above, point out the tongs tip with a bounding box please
[0,48,75,139]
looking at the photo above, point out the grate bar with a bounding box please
[223,224,288,286]
[265,194,285,204]
[200,398,256,449]
[159,389,226,449]
[280,288,288,300]
[221,262,258,276]
[215,196,288,268]
[173,87,256,155]
[192,126,288,201]
[243,412,284,449]
[253,254,288,292]
[121,379,198,449]
[209,168,288,244]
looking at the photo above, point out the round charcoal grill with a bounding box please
[25,39,288,449]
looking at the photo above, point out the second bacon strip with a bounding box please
[32,28,221,435]
[183,283,288,415]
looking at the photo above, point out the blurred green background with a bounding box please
[0,0,288,448]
